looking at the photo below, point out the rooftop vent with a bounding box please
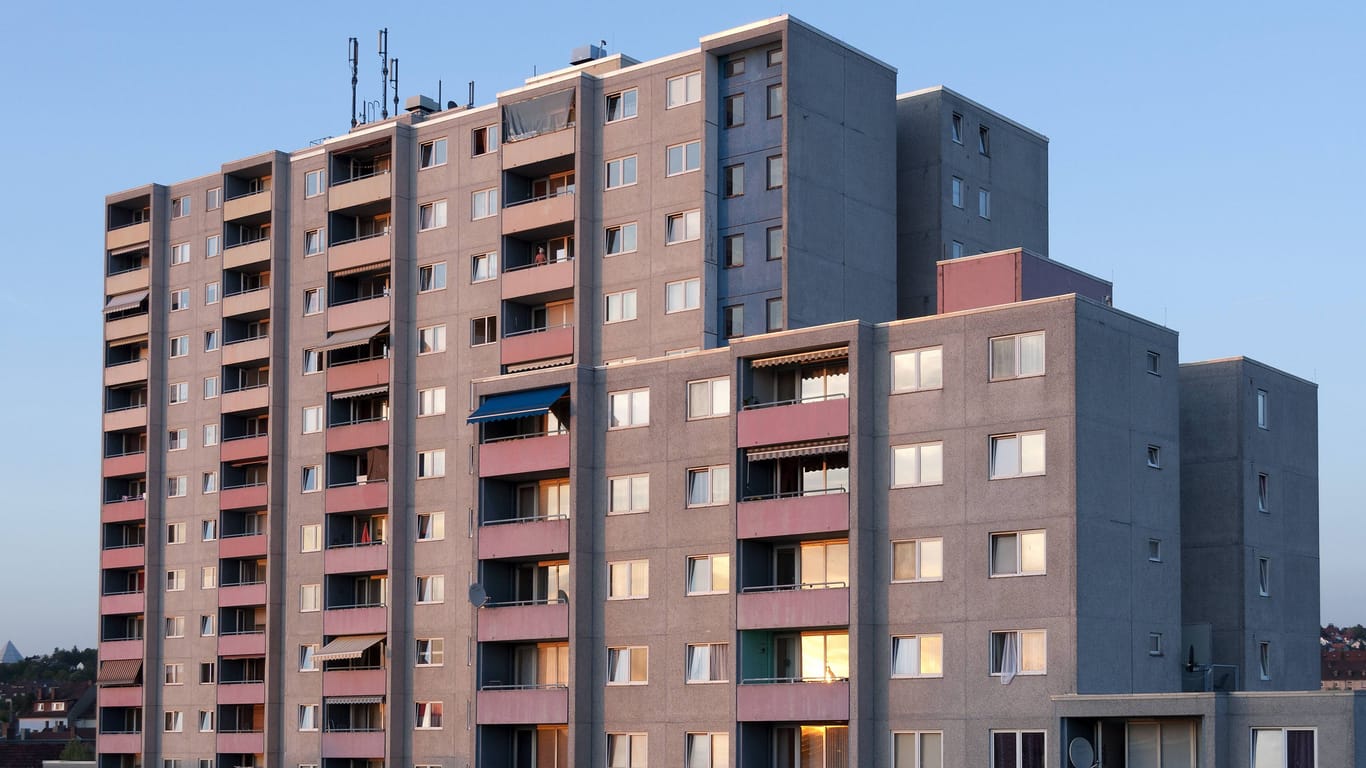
[405,95,437,115]
[570,42,607,66]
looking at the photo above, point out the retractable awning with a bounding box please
[313,635,385,662]
[104,290,149,314]
[331,385,389,400]
[313,324,388,353]
[505,357,573,373]
[325,695,384,705]
[467,384,569,424]
[746,440,849,462]
[750,346,849,369]
[331,261,389,277]
[97,659,143,686]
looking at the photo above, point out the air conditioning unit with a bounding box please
[356,474,368,486]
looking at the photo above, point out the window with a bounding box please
[171,242,190,264]
[1251,727,1316,768]
[1147,350,1161,375]
[172,195,190,218]
[417,449,446,478]
[301,524,322,553]
[766,155,784,189]
[723,233,744,267]
[205,281,220,304]
[418,199,447,230]
[687,465,730,507]
[170,381,188,404]
[979,125,991,156]
[990,332,1046,379]
[165,616,185,638]
[608,474,649,515]
[687,732,729,768]
[606,646,649,684]
[295,405,322,437]
[951,241,964,259]
[167,475,187,498]
[609,389,650,428]
[686,642,729,682]
[167,569,186,591]
[893,538,944,582]
[892,442,944,487]
[416,575,445,604]
[951,112,964,143]
[687,554,729,595]
[199,662,216,684]
[168,429,188,452]
[990,630,1047,676]
[198,710,214,732]
[201,519,217,541]
[420,259,448,289]
[203,376,219,399]
[767,83,783,118]
[472,187,498,219]
[415,701,443,729]
[1259,641,1271,680]
[298,644,317,671]
[608,560,649,599]
[418,324,446,354]
[169,335,189,358]
[165,663,183,686]
[472,124,499,155]
[1257,389,1269,429]
[990,530,1046,576]
[301,465,321,492]
[1147,445,1162,468]
[465,252,498,284]
[164,710,184,732]
[602,159,642,198]
[724,304,744,338]
[666,71,701,107]
[600,223,639,259]
[418,386,446,416]
[895,731,944,768]
[990,432,1046,479]
[1149,632,1164,656]
[1148,538,1163,563]
[605,89,638,122]
[1259,556,1271,597]
[200,614,215,636]
[605,290,638,323]
[666,277,701,312]
[892,634,944,678]
[305,169,325,198]
[725,93,745,127]
[298,704,318,732]
[607,733,648,768]
[991,731,1045,768]
[206,187,222,210]
[304,228,324,256]
[201,472,217,494]
[1258,473,1269,513]
[420,138,447,168]
[200,566,216,589]
[203,328,221,351]
[417,511,445,541]
[951,177,964,208]
[724,163,745,197]
[416,638,444,666]
[723,55,745,77]
[767,47,783,66]
[664,209,702,244]
[893,347,944,392]
[767,226,783,260]
[471,315,498,345]
[688,378,730,420]
[979,189,991,219]
[666,140,702,176]
[761,297,781,332]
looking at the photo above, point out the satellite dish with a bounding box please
[1067,737,1095,768]
[467,583,489,607]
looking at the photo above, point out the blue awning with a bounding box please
[467,385,569,424]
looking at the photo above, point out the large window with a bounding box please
[606,89,638,122]
[418,324,446,354]
[892,442,944,487]
[687,554,729,595]
[605,290,638,323]
[418,200,447,230]
[470,251,499,283]
[606,648,648,685]
[990,332,1045,380]
[892,538,943,583]
[990,630,1046,676]
[892,634,943,678]
[606,156,638,189]
[472,125,499,155]
[892,347,944,392]
[666,140,702,176]
[990,432,1046,478]
[666,278,701,312]
[418,386,446,416]
[415,701,443,730]
[686,465,730,507]
[608,560,649,599]
[605,222,637,255]
[416,638,444,666]
[419,138,447,168]
[991,731,1045,768]
[416,575,445,604]
[607,733,648,768]
[894,731,943,768]
[1252,727,1315,768]
[725,93,745,127]
[767,83,784,118]
[417,449,445,478]
[666,72,702,107]
[419,262,447,292]
[1257,388,1270,429]
[609,389,649,428]
[687,733,729,768]
[471,188,498,220]
[1125,721,1197,768]
[608,474,649,515]
[666,210,701,244]
[687,377,730,420]
[685,643,729,683]
[990,531,1046,576]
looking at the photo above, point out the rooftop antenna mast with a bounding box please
[378,28,390,119]
[348,37,359,128]
[390,58,399,118]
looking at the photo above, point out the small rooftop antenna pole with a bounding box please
[438,79,443,109]
[378,28,390,119]
[467,81,475,109]
[349,37,360,128]
[390,58,400,118]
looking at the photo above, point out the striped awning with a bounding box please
[325,695,384,705]
[750,346,848,369]
[313,635,385,662]
[331,385,389,400]
[314,324,389,353]
[330,260,390,277]
[505,356,573,374]
[747,440,849,462]
[104,290,149,314]
[97,659,143,686]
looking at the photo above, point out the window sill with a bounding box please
[989,572,1046,579]
[891,578,944,585]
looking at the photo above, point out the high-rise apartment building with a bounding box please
[97,15,1362,768]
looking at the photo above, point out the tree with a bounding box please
[59,738,94,760]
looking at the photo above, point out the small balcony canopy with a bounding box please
[468,384,570,424]
[314,634,385,662]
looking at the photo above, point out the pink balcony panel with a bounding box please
[324,606,388,636]
[737,398,849,449]
[328,296,391,333]
[328,173,391,212]
[104,359,149,387]
[222,386,270,414]
[737,492,850,540]
[217,731,265,755]
[478,602,569,643]
[223,238,270,270]
[102,453,147,478]
[99,640,144,661]
[502,258,574,300]
[328,234,391,273]
[322,730,386,759]
[502,193,575,236]
[106,221,150,251]
[219,632,266,657]
[479,518,569,560]
[500,325,574,368]
[105,266,150,297]
[324,668,386,697]
[218,682,266,705]
[222,337,270,366]
[101,546,145,570]
[104,314,149,342]
[219,534,267,560]
[325,543,389,574]
[476,687,568,725]
[100,592,144,616]
[737,587,850,630]
[219,583,267,608]
[737,680,849,722]
[103,406,148,432]
[220,435,269,463]
[222,288,270,319]
[102,497,146,523]
[99,686,143,707]
[478,433,570,478]
[220,484,268,510]
[224,189,271,221]
[98,732,142,754]
[326,481,389,514]
[327,358,390,392]
[326,420,389,453]
[503,127,575,169]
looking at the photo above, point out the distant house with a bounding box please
[16,681,95,734]
[1322,648,1366,690]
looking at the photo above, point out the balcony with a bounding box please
[218,682,266,705]
[223,287,271,318]
[219,532,267,560]
[328,295,390,334]
[503,126,575,169]
[326,480,389,514]
[737,491,849,540]
[324,606,387,636]
[99,640,144,661]
[737,680,849,722]
[219,583,267,608]
[102,452,146,478]
[101,545,145,570]
[478,601,569,643]
[105,266,150,296]
[220,483,268,510]
[222,336,270,366]
[217,731,265,755]
[224,238,270,270]
[328,233,390,274]
[326,419,388,453]
[104,314,149,342]
[98,686,143,708]
[224,189,271,221]
[501,258,574,302]
[322,730,386,759]
[106,221,150,251]
[103,361,148,389]
[738,586,850,630]
[328,357,389,393]
[323,668,386,697]
[478,433,570,478]
[475,687,568,725]
[102,405,147,433]
[329,171,391,211]
[502,192,574,236]
[501,325,574,370]
[220,435,269,463]
[478,517,569,560]
[738,397,849,449]
[102,497,146,524]
[98,732,143,754]
[219,631,266,657]
[325,542,389,575]
[221,385,270,414]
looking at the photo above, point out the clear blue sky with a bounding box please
[0,0,1361,654]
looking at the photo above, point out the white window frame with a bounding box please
[300,583,320,612]
[608,559,649,600]
[205,281,220,304]
[686,732,729,768]
[167,475,187,498]
[979,188,992,219]
[298,704,319,732]
[604,290,638,323]
[606,647,649,685]
[418,386,446,417]
[418,199,448,231]
[419,261,448,292]
[302,405,323,434]
[416,574,446,604]
[686,554,730,595]
[416,638,445,667]
[892,634,944,678]
[164,709,184,732]
[951,177,964,208]
[420,137,448,169]
[471,187,499,220]
[415,701,443,730]
[418,324,447,354]
[687,377,731,420]
[417,511,445,541]
[171,242,190,264]
[301,465,321,493]
[892,538,944,583]
[605,222,638,255]
[607,732,648,767]
[685,642,730,683]
[892,441,944,488]
[1259,556,1271,597]
[206,234,222,258]
[169,335,189,358]
[686,465,730,507]
[1257,388,1270,429]
[471,124,500,156]
[665,210,701,245]
[608,389,650,429]
[892,346,944,392]
[170,288,189,311]
[989,630,1047,676]
[665,71,702,108]
[1260,641,1272,680]
[301,524,322,553]
[1147,444,1162,468]
[206,187,222,210]
[989,431,1047,479]
[304,228,325,256]
[605,89,638,122]
[990,331,1046,380]
[665,277,701,313]
[417,449,446,478]
[200,565,216,589]
[1149,633,1164,657]
[471,315,498,346]
[299,644,318,671]
[1250,727,1316,768]
[166,569,185,591]
[171,195,190,218]
[169,381,188,404]
[606,155,638,189]
[666,140,702,176]
[991,731,1046,768]
[989,530,1047,577]
[608,474,649,515]
[893,731,944,768]
[304,169,325,198]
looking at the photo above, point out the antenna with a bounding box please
[390,58,399,119]
[437,79,442,109]
[348,37,359,128]
[467,81,475,109]
[378,28,389,119]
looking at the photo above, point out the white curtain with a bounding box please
[688,645,710,682]
[892,637,916,677]
[1000,632,1019,685]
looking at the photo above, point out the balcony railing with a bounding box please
[741,675,851,685]
[483,596,567,609]
[740,486,848,503]
[104,358,148,370]
[332,167,391,186]
[221,481,267,491]
[741,391,848,410]
[222,381,269,394]
[223,432,267,442]
[104,448,146,459]
[101,588,145,597]
[225,333,269,345]
[226,235,270,249]
[503,322,572,340]
[740,581,848,593]
[329,414,388,428]
[221,628,266,636]
[477,682,568,691]
[329,288,391,308]
[480,428,569,445]
[483,512,569,525]
[326,601,387,610]
[330,229,389,248]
